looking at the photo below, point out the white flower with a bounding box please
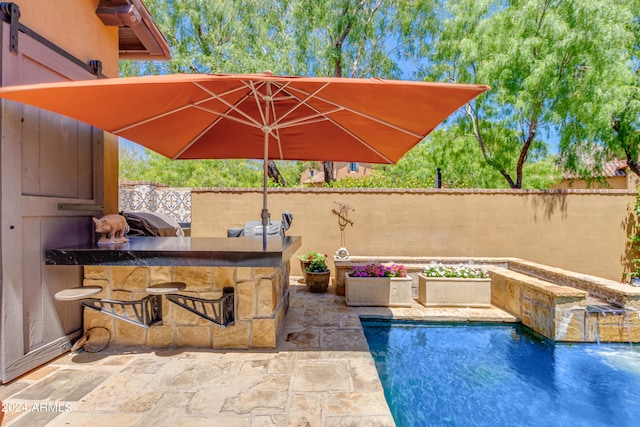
[423,263,488,279]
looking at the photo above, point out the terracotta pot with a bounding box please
[305,270,330,293]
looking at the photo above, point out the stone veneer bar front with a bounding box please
[46,236,301,349]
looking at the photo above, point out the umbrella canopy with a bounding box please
[0,73,489,246]
[0,72,488,162]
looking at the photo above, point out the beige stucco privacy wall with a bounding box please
[191,188,637,282]
[17,0,120,77]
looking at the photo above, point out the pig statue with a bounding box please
[93,214,129,245]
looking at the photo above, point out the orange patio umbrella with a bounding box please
[0,72,489,246]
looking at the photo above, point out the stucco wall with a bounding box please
[191,188,637,282]
[17,0,119,78]
[554,176,631,190]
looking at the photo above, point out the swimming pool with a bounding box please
[362,321,640,427]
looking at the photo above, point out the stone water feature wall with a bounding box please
[503,260,640,343]
[489,267,590,341]
[508,260,640,310]
[82,263,290,349]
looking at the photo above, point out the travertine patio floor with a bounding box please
[0,278,515,427]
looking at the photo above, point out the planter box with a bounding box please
[345,276,413,307]
[418,274,491,307]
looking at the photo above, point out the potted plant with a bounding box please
[297,251,325,284]
[418,263,491,307]
[345,263,412,307]
[304,253,330,293]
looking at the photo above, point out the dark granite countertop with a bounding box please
[45,236,302,267]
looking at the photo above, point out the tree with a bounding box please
[290,0,437,79]
[559,0,640,178]
[119,144,305,188]
[290,0,438,183]
[121,0,298,76]
[330,126,560,189]
[267,160,287,186]
[120,129,560,189]
[428,0,637,188]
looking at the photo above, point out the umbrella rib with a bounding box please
[264,80,294,102]
[193,81,264,129]
[273,129,283,159]
[278,83,425,139]
[263,82,285,159]
[268,96,284,159]
[171,81,273,158]
[170,120,217,160]
[268,82,331,129]
[264,82,420,162]
[191,104,259,128]
[341,107,424,138]
[265,81,423,139]
[266,84,396,162]
[173,103,275,159]
[113,104,193,133]
[247,80,285,157]
[278,115,394,163]
[248,80,270,130]
[272,108,339,129]
[172,106,282,160]
[177,80,285,159]
[112,84,255,133]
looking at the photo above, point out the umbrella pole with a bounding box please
[261,130,269,251]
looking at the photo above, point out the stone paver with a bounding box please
[0,278,515,426]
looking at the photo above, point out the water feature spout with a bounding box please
[586,302,629,344]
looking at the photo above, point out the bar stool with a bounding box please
[55,285,164,328]
[56,283,234,329]
[146,282,187,295]
[55,286,103,301]
[147,284,235,328]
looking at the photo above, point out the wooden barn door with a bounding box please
[0,20,104,382]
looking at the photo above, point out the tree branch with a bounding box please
[466,102,517,188]
[516,117,537,188]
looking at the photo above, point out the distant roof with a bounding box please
[300,169,326,185]
[563,159,628,179]
[97,0,171,60]
[602,159,629,177]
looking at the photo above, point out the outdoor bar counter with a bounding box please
[46,236,301,349]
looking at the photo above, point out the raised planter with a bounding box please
[345,276,413,307]
[418,274,491,307]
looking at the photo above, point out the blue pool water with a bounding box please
[362,321,640,427]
